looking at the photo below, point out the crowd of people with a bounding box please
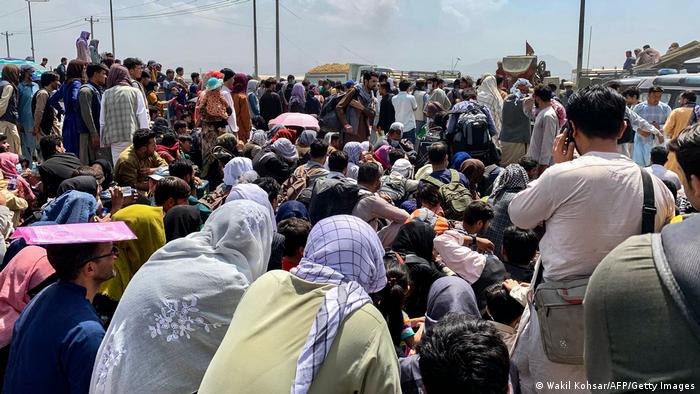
[0,41,700,394]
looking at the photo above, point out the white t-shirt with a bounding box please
[508,152,675,281]
[646,164,682,191]
[391,92,418,131]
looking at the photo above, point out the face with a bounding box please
[84,242,117,282]
[364,76,378,91]
[142,76,151,86]
[648,91,663,104]
[128,65,143,80]
[459,80,468,89]
[94,70,108,86]
[1,141,10,152]
[679,96,688,106]
[624,95,638,106]
[180,140,191,152]
[146,138,157,155]
[517,84,529,94]
[167,72,174,80]
[679,168,700,209]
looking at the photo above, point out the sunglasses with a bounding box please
[80,246,120,266]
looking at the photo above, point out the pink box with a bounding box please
[11,222,137,245]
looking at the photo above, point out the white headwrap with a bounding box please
[510,78,532,98]
[271,138,299,162]
[290,215,386,394]
[89,200,274,394]
[477,75,504,135]
[223,157,253,186]
[225,183,276,231]
[391,158,414,179]
[390,121,405,135]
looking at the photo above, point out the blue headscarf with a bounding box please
[35,191,98,226]
[275,201,309,223]
[450,152,471,170]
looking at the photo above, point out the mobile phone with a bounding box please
[563,121,574,146]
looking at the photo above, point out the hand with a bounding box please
[139,167,156,176]
[475,237,495,254]
[94,213,111,223]
[344,124,354,134]
[350,99,364,110]
[193,176,203,186]
[91,134,100,150]
[552,132,574,164]
[503,279,520,292]
[110,186,124,213]
[656,133,665,144]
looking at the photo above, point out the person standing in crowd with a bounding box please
[633,86,670,167]
[37,134,82,199]
[288,82,305,113]
[78,63,110,165]
[17,66,39,160]
[586,123,700,387]
[413,78,429,133]
[259,78,283,127]
[663,90,697,176]
[623,50,636,70]
[217,69,240,135]
[376,82,395,134]
[198,215,400,394]
[114,128,168,192]
[500,79,533,166]
[175,66,186,86]
[54,57,68,83]
[246,79,260,118]
[2,233,119,394]
[477,75,504,138]
[527,85,559,176]
[618,85,663,159]
[49,59,88,158]
[392,79,418,146]
[0,65,23,155]
[429,78,452,110]
[123,57,147,107]
[231,73,252,142]
[32,71,61,139]
[509,85,675,393]
[281,74,295,109]
[100,64,150,164]
[336,71,378,143]
[189,72,201,99]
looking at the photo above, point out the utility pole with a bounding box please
[275,0,280,80]
[253,0,258,77]
[85,16,100,39]
[575,0,586,84]
[1,32,13,57]
[586,25,593,71]
[109,0,116,56]
[27,0,35,60]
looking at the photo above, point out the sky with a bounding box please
[1,0,698,79]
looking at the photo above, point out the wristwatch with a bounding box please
[470,234,477,247]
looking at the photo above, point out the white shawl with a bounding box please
[89,200,273,394]
[477,75,504,136]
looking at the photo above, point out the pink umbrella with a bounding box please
[268,113,320,131]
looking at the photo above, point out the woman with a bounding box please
[223,157,254,187]
[164,205,202,242]
[99,204,165,303]
[271,128,296,143]
[484,164,529,258]
[253,138,297,185]
[460,158,486,199]
[49,59,87,157]
[90,200,273,394]
[0,152,34,203]
[243,130,267,160]
[296,130,317,165]
[224,183,275,225]
[449,151,471,170]
[197,77,231,177]
[392,220,445,318]
[100,64,149,164]
[231,73,252,142]
[373,144,393,171]
[198,215,400,394]
[476,75,504,136]
[275,200,309,223]
[247,79,260,118]
[287,82,306,113]
[343,141,362,180]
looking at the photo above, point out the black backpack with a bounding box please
[318,93,346,132]
[308,177,361,224]
[449,103,496,164]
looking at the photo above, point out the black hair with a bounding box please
[416,182,440,208]
[415,80,426,89]
[190,72,200,80]
[287,74,295,81]
[40,134,63,159]
[358,162,383,184]
[60,57,67,62]
[565,85,626,140]
[388,148,405,166]
[19,158,29,168]
[154,176,191,206]
[428,142,449,164]
[461,88,477,101]
[178,134,192,143]
[435,78,445,85]
[374,254,411,346]
[495,75,504,85]
[169,158,194,179]
[547,83,558,93]
[379,82,390,92]
[463,200,494,226]
[309,139,328,160]
[650,145,669,165]
[461,76,474,87]
[621,87,640,99]
[418,313,510,394]
[329,133,340,144]
[122,57,143,70]
[399,79,411,92]
[607,82,621,91]
[662,179,678,201]
[502,226,538,266]
[253,177,280,205]
[278,218,311,258]
[517,156,538,174]
[681,90,697,103]
[363,70,379,81]
[45,242,103,281]
[173,120,187,131]
[86,64,108,79]
[533,84,553,101]
[166,69,174,75]
[485,284,525,325]
[39,71,59,88]
[71,166,101,179]
[140,71,151,80]
[160,133,178,148]
[378,73,389,83]
[175,67,184,73]
[668,123,700,182]
[221,68,235,82]
[328,150,349,172]
[132,128,156,150]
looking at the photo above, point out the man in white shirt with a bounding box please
[508,85,675,394]
[392,79,418,146]
[646,145,682,190]
[219,68,239,135]
[412,79,430,133]
[527,85,559,176]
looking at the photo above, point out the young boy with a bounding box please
[501,226,538,282]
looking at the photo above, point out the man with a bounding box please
[38,134,82,199]
[500,80,533,166]
[327,150,352,181]
[500,226,538,282]
[163,69,176,99]
[40,57,48,68]
[636,44,662,65]
[114,128,168,192]
[189,72,201,99]
[102,53,115,69]
[281,139,329,202]
[374,121,406,150]
[446,88,498,141]
[54,57,67,83]
[336,71,378,143]
[376,81,395,133]
[259,78,283,125]
[559,81,575,106]
[646,145,682,190]
[508,85,675,393]
[218,68,239,134]
[175,66,186,86]
[633,86,671,166]
[282,74,295,108]
[412,79,430,133]
[154,176,191,213]
[527,85,559,175]
[663,90,698,176]
[447,76,473,106]
[352,162,409,247]
[585,123,700,387]
[0,65,22,155]
[123,57,147,105]
[623,50,636,70]
[78,63,110,165]
[618,86,662,159]
[32,71,61,139]
[17,65,39,159]
[392,79,418,146]
[421,141,469,187]
[428,77,452,111]
[169,158,211,222]
[277,217,311,271]
[3,230,120,393]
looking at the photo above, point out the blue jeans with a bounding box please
[403,128,416,147]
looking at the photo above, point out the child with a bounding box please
[178,134,193,161]
[373,254,416,357]
[485,282,526,353]
[501,226,538,282]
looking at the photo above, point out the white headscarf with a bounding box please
[391,158,414,179]
[223,157,253,186]
[477,75,504,134]
[89,200,274,394]
[290,215,386,394]
[271,137,299,162]
[225,183,276,231]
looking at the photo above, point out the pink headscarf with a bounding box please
[0,246,55,347]
[232,73,248,94]
[373,145,392,170]
[106,64,132,89]
[0,152,35,202]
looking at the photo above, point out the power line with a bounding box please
[0,7,25,19]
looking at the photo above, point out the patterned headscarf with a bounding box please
[489,163,529,201]
[290,215,386,394]
[271,137,299,162]
[343,141,362,165]
[250,130,267,147]
[297,130,317,147]
[510,78,532,98]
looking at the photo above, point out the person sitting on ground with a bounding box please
[500,226,538,282]
[114,128,168,192]
[405,182,449,235]
[279,139,329,202]
[177,134,193,161]
[38,134,82,199]
[153,176,191,214]
[484,164,530,257]
[277,217,311,271]
[327,150,352,181]
[380,158,418,204]
[420,142,469,187]
[253,137,297,185]
[169,158,211,222]
[163,205,202,242]
[155,133,181,164]
[517,156,539,181]
[485,283,526,353]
